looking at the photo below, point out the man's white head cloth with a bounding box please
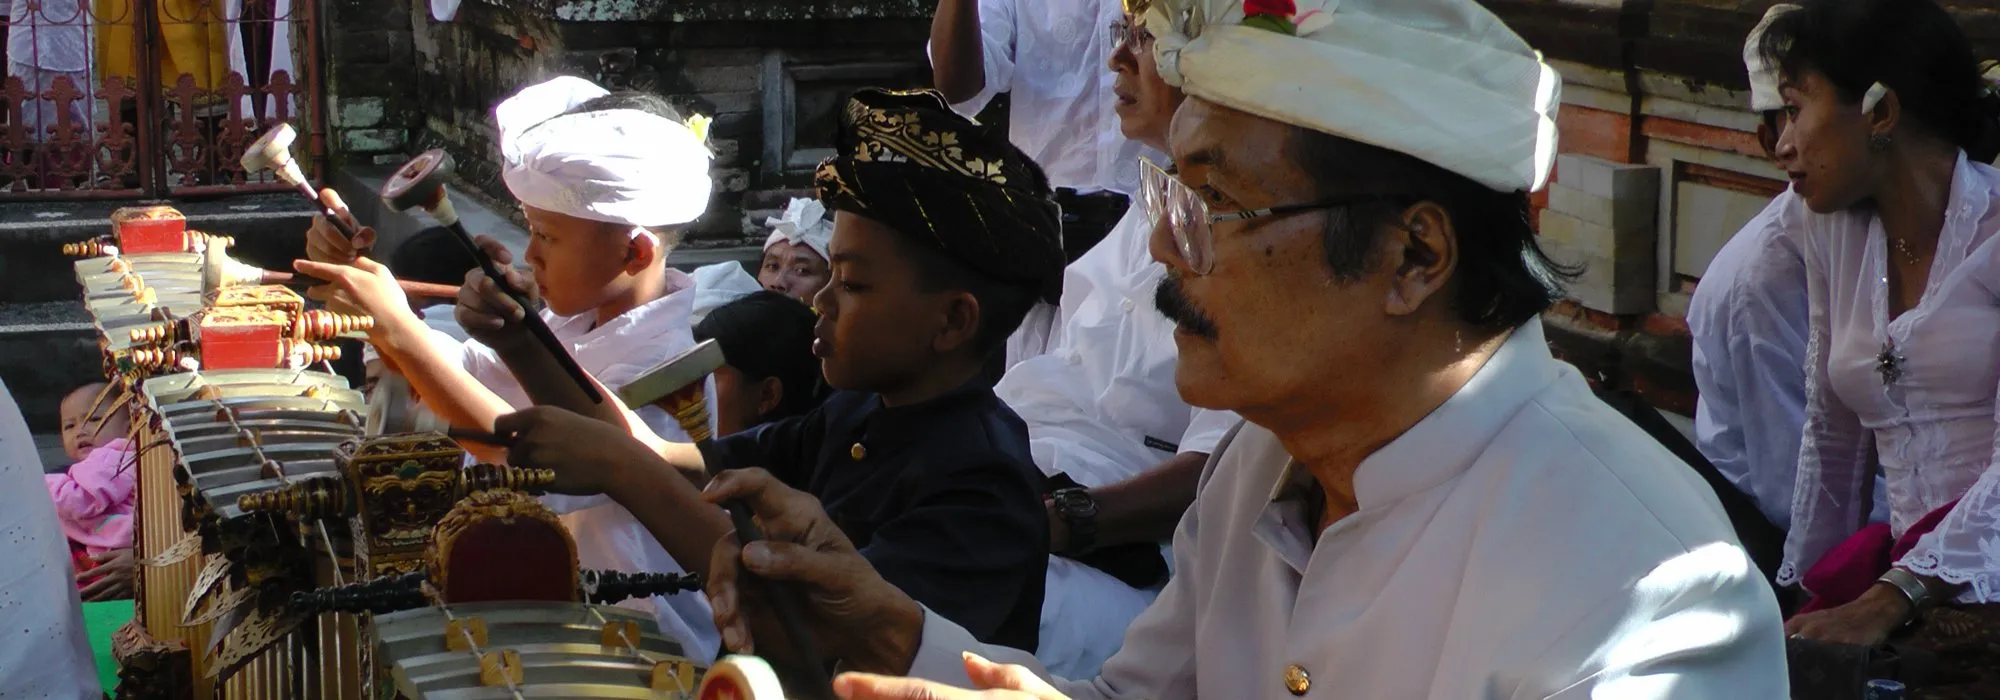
[1745,4,1801,113]
[762,197,832,262]
[1145,0,1561,193]
[495,76,714,234]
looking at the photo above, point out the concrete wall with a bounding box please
[323,0,421,165]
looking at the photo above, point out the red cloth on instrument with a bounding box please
[1796,499,1959,616]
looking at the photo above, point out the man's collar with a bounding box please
[1267,317,1563,509]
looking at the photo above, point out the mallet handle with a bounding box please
[440,219,604,404]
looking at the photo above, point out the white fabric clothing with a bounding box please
[996,208,1236,488]
[495,76,714,229]
[762,197,832,262]
[1143,0,1560,193]
[912,318,1789,699]
[458,269,722,660]
[7,0,88,145]
[1781,152,2000,604]
[995,206,1238,677]
[689,261,763,324]
[0,378,101,699]
[430,0,461,21]
[1691,191,1888,530]
[1744,4,1800,113]
[6,0,87,72]
[930,0,1157,195]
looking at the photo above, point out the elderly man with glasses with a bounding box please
[698,0,1790,697]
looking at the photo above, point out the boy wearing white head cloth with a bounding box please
[298,75,721,661]
[695,0,1790,697]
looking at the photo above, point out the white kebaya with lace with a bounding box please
[1781,152,2000,603]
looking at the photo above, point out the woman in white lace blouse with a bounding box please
[1767,0,2000,655]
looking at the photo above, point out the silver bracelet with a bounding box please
[1878,567,1931,620]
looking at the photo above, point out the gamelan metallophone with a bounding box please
[68,204,757,699]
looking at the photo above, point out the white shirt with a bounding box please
[997,208,1238,488]
[1691,191,1894,530]
[0,378,101,699]
[6,0,88,73]
[912,318,1789,699]
[459,269,722,661]
[993,206,1238,678]
[929,0,1158,195]
[1782,152,2000,604]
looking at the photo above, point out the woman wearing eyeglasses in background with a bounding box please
[1768,0,2000,691]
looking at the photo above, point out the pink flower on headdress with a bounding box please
[1241,0,1324,36]
[1243,0,1293,19]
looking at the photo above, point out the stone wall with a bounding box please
[403,0,935,245]
[323,0,420,166]
[1483,0,2000,415]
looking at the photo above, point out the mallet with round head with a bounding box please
[240,124,362,241]
[381,148,603,403]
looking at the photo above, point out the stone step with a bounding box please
[0,300,99,434]
[0,194,318,305]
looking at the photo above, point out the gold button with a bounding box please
[850,443,866,460]
[1284,664,1310,696]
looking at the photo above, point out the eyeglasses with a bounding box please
[1109,18,1152,50]
[1139,156,1410,275]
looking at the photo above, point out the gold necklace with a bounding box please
[1892,236,1920,267]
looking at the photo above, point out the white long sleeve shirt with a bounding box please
[458,269,721,661]
[1781,152,2000,603]
[911,318,1789,699]
[927,0,1158,195]
[993,203,1238,678]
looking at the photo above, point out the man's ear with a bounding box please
[1382,201,1457,317]
[934,290,984,355]
[755,375,785,419]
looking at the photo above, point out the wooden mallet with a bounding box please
[381,149,603,403]
[240,124,362,241]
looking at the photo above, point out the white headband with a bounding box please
[761,197,832,261]
[1744,4,1800,113]
[496,76,714,232]
[1147,0,1561,193]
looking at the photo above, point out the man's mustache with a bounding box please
[1154,275,1218,339]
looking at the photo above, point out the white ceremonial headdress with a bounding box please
[495,76,714,232]
[1745,4,1801,112]
[1144,0,1562,193]
[762,197,832,261]
[690,261,765,324]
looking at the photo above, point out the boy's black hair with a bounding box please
[693,290,827,423]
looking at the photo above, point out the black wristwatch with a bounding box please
[1050,487,1100,557]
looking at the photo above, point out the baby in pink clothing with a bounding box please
[44,382,137,600]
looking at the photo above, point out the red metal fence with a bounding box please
[0,0,321,199]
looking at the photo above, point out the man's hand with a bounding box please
[294,257,418,336]
[78,548,134,602]
[702,468,924,673]
[833,654,1069,700]
[491,406,663,496]
[455,235,541,351]
[1785,583,1911,646]
[304,188,377,264]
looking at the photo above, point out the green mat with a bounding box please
[83,599,133,693]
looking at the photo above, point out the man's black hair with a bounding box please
[1290,127,1578,331]
[693,290,826,423]
[389,226,480,287]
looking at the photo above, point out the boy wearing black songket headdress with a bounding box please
[482,88,1062,654]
